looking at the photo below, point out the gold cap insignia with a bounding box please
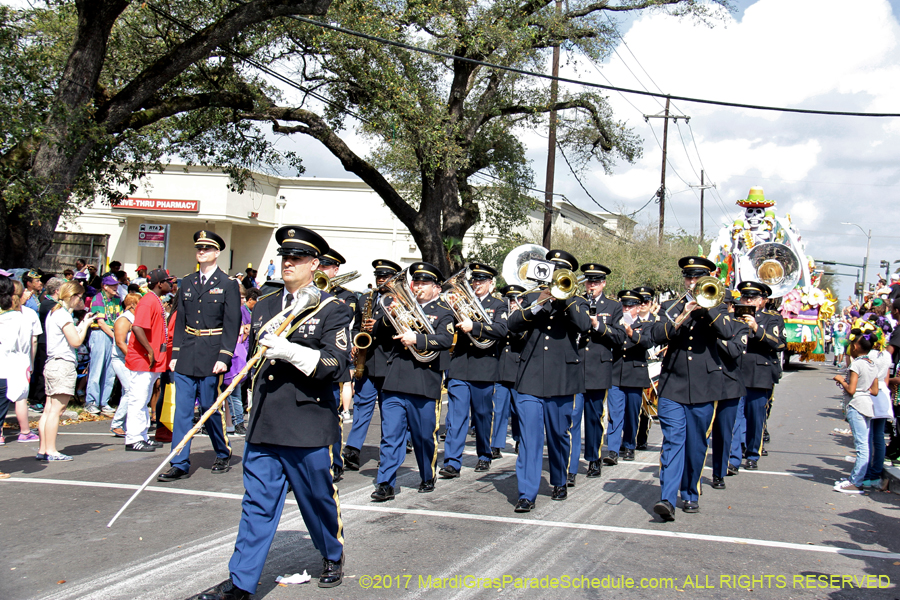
[199,230,206,239]
[287,229,295,237]
[689,258,695,264]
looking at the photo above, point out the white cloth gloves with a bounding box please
[259,333,320,376]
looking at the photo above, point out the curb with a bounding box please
[884,464,900,492]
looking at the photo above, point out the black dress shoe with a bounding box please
[370,482,395,502]
[514,498,535,513]
[763,430,770,443]
[467,426,475,437]
[710,476,726,490]
[760,447,768,456]
[418,478,435,493]
[439,432,446,441]
[491,447,502,460]
[406,439,413,454]
[332,465,344,482]
[211,456,231,474]
[318,554,344,588]
[653,500,676,522]
[682,500,700,513]
[623,448,635,461]
[438,465,460,478]
[745,460,758,470]
[726,464,739,476]
[194,578,250,600]
[566,473,576,487]
[157,466,190,482]
[586,460,602,478]
[636,443,648,451]
[514,441,519,454]
[603,451,618,466]
[551,485,568,501]
[474,459,491,472]
[126,441,156,452]
[342,446,361,471]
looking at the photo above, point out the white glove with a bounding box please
[259,333,320,376]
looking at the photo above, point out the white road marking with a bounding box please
[626,461,814,478]
[3,476,895,562]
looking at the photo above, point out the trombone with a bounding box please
[663,275,726,324]
[519,269,586,312]
[313,270,360,293]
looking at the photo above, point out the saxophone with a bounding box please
[353,290,375,378]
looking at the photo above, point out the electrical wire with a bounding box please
[278,14,900,118]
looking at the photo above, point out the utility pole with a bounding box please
[689,169,716,243]
[542,0,562,250]
[645,98,689,244]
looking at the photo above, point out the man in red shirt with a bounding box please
[123,269,175,451]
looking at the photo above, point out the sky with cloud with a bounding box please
[279,0,900,293]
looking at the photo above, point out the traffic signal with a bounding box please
[855,282,864,295]
[881,260,890,270]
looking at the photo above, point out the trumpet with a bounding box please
[520,269,586,312]
[664,275,726,324]
[380,268,438,362]
[440,267,495,349]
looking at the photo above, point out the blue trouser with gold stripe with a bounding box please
[605,385,626,455]
[711,397,740,478]
[657,397,715,506]
[515,394,572,501]
[744,387,771,463]
[331,384,344,470]
[583,389,607,462]
[347,375,382,451]
[492,382,514,450]
[729,396,746,468]
[619,386,644,451]
[443,379,494,469]
[377,392,440,488]
[568,393,584,474]
[229,442,343,594]
[171,372,231,470]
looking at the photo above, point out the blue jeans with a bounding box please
[85,330,116,408]
[845,406,871,487]
[865,417,886,481]
[220,380,244,427]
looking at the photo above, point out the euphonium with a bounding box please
[440,267,495,349]
[379,268,438,363]
[520,268,587,312]
[663,275,726,324]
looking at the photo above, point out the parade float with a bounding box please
[708,187,836,363]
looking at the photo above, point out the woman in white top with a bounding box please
[108,293,141,437]
[832,330,880,493]
[0,280,42,445]
[37,282,97,461]
[864,337,893,488]
[0,276,27,477]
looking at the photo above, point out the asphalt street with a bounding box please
[1,361,899,600]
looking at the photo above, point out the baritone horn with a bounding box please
[441,267,495,349]
[664,275,726,324]
[379,268,438,362]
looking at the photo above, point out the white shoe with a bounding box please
[84,404,100,415]
[833,480,863,494]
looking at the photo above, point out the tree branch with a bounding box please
[492,99,613,150]
[109,92,257,133]
[240,107,419,225]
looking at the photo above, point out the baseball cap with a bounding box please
[148,268,175,286]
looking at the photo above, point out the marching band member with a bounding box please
[635,286,659,451]
[731,281,785,471]
[613,289,655,461]
[371,262,454,500]
[344,259,401,471]
[651,256,732,521]
[195,226,349,599]
[709,292,747,490]
[440,263,508,478]
[571,263,623,483]
[493,285,527,457]
[507,250,590,512]
[161,231,240,482]
[317,248,356,482]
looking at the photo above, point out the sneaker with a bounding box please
[126,441,156,452]
[341,410,352,423]
[17,432,39,443]
[35,453,47,461]
[100,405,116,415]
[833,480,863,494]
[84,404,100,415]
[0,435,5,446]
[46,452,73,461]
[233,423,247,435]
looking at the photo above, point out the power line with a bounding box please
[555,143,618,214]
[280,14,900,118]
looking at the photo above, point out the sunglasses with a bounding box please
[196,245,218,252]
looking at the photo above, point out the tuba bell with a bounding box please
[738,242,801,299]
[440,267,495,349]
[501,244,549,289]
[664,275,726,324]
[379,268,438,363]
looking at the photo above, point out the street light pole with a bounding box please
[842,222,871,301]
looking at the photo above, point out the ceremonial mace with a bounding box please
[107,289,321,527]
